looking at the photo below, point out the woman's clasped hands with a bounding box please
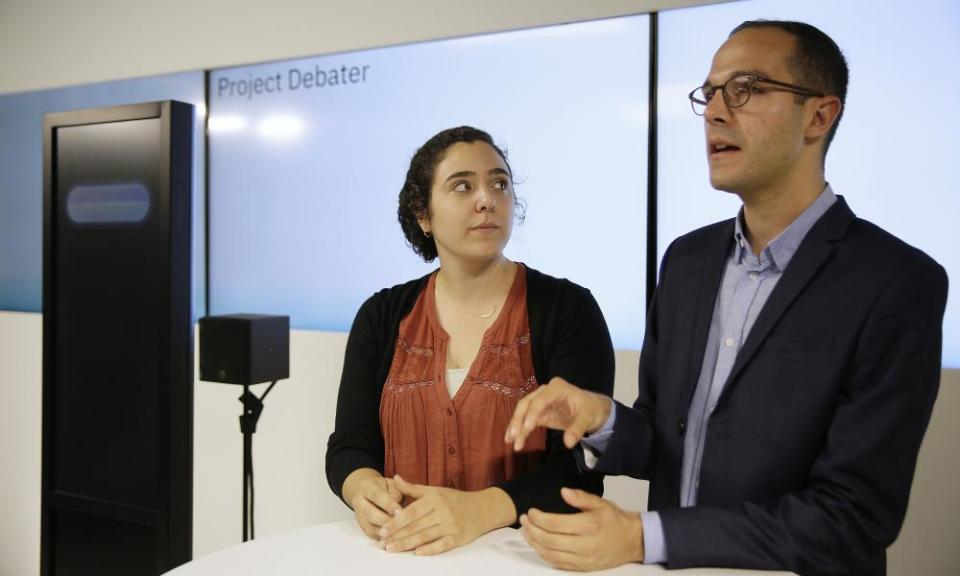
[341,468,403,539]
[375,474,515,556]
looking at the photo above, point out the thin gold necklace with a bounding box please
[435,291,498,319]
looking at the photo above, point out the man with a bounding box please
[505,20,948,575]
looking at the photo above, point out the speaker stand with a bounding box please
[238,380,277,542]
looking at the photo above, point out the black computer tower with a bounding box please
[41,101,194,575]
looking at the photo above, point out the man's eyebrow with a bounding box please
[703,69,767,86]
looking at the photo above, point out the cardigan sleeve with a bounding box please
[497,276,615,517]
[325,294,389,502]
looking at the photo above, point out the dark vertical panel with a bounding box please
[163,101,195,568]
[53,511,156,576]
[53,118,163,507]
[203,71,212,317]
[42,102,193,576]
[646,12,659,311]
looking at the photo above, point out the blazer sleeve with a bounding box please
[497,281,616,517]
[325,294,389,502]
[658,257,948,575]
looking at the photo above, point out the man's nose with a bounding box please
[704,90,730,124]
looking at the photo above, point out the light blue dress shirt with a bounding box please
[583,186,837,564]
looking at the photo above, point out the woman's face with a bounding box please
[418,141,514,265]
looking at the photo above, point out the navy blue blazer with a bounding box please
[594,197,948,575]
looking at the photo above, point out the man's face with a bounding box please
[702,27,813,196]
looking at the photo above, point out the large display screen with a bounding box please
[207,16,651,349]
[658,0,960,367]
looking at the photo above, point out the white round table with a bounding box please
[164,520,795,575]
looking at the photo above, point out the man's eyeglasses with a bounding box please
[688,74,824,116]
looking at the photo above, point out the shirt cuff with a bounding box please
[640,511,667,564]
[580,397,616,460]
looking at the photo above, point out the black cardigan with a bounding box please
[326,265,615,516]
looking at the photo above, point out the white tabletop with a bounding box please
[164,520,795,575]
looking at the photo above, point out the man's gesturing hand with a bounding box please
[504,376,611,451]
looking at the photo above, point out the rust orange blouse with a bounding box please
[380,265,546,492]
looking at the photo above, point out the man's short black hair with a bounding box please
[731,20,849,160]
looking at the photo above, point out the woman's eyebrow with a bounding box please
[444,170,475,182]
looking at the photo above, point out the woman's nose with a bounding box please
[476,187,497,212]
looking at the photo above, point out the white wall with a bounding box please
[0,312,42,576]
[889,369,960,576]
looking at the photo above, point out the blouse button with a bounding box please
[447,408,453,416]
[448,446,456,454]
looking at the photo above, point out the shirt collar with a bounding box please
[734,184,838,270]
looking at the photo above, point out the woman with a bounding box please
[326,126,614,555]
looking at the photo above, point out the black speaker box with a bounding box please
[199,314,289,385]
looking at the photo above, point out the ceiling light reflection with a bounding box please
[257,115,305,140]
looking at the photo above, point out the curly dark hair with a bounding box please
[398,126,524,262]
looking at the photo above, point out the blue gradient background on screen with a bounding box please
[208,16,650,349]
[658,0,960,367]
[0,73,207,318]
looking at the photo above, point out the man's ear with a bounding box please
[805,95,842,141]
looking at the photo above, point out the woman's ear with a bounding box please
[418,217,431,238]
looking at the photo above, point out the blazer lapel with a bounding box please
[718,197,855,402]
[682,221,735,410]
